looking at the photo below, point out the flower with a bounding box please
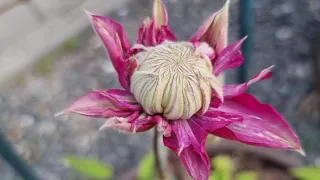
[57,0,303,179]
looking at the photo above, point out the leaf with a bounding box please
[291,166,320,180]
[209,172,223,180]
[236,171,258,180]
[210,156,233,180]
[211,155,233,171]
[63,155,113,179]
[138,152,154,180]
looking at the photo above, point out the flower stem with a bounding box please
[153,128,166,180]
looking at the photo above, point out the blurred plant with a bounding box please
[291,166,320,180]
[209,155,320,180]
[209,155,257,180]
[235,171,257,180]
[63,155,113,179]
[210,155,233,180]
[63,38,81,52]
[137,152,155,180]
[33,55,54,75]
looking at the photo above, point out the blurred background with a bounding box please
[0,0,320,179]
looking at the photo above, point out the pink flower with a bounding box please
[57,0,303,179]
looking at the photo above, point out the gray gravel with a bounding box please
[1,0,320,179]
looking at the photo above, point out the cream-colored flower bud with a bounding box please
[131,42,223,120]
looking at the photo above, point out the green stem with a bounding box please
[153,128,166,180]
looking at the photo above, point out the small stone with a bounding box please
[35,167,61,180]
[8,127,24,142]
[315,157,320,166]
[117,6,129,16]
[271,3,294,17]
[15,141,32,162]
[36,120,57,136]
[275,27,293,40]
[19,114,35,128]
[308,0,320,11]
[280,3,294,14]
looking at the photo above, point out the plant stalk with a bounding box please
[153,128,167,180]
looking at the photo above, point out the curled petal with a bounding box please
[86,11,130,53]
[163,119,210,180]
[223,66,273,99]
[157,25,177,43]
[213,37,246,75]
[57,90,141,118]
[153,0,168,28]
[100,113,157,133]
[154,116,171,137]
[208,75,224,108]
[213,93,303,152]
[194,42,216,60]
[131,115,157,133]
[190,0,230,55]
[86,11,133,90]
[137,19,177,46]
[100,89,142,111]
[137,18,156,46]
[193,108,243,133]
[137,0,176,47]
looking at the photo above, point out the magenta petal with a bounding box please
[223,66,273,99]
[193,42,216,59]
[153,0,168,28]
[163,119,210,180]
[137,20,176,46]
[157,25,177,43]
[104,89,142,111]
[60,90,141,118]
[213,37,246,75]
[136,0,176,46]
[190,0,230,55]
[87,12,130,53]
[137,19,157,46]
[213,93,302,151]
[87,12,132,90]
[131,115,157,133]
[100,112,157,133]
[193,108,243,133]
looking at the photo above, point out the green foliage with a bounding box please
[33,55,54,75]
[290,166,320,180]
[235,171,258,180]
[137,152,154,180]
[211,155,233,180]
[210,155,258,180]
[212,155,233,171]
[63,38,81,52]
[63,155,113,179]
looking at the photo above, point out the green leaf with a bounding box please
[236,171,258,180]
[291,166,320,180]
[211,156,233,180]
[211,155,233,171]
[63,155,113,179]
[209,172,223,180]
[138,152,154,180]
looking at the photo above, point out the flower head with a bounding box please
[131,41,222,120]
[58,1,303,180]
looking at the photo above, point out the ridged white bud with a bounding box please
[131,42,222,120]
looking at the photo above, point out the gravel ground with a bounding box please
[1,0,320,179]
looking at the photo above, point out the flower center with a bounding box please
[131,41,222,120]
